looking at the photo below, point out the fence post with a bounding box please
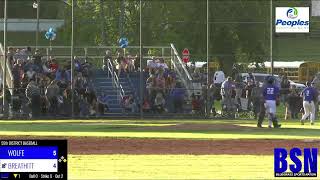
[70,0,75,118]
[84,47,88,63]
[161,47,164,58]
[139,0,143,119]
[46,48,49,62]
[2,0,7,117]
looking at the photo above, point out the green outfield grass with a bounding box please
[1,119,319,179]
[0,119,319,140]
[68,154,304,180]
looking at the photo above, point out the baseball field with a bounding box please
[0,119,319,179]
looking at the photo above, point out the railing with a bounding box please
[0,44,14,94]
[10,45,172,60]
[170,43,193,97]
[105,58,125,101]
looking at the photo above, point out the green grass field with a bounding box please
[0,119,319,140]
[0,119,319,179]
[69,155,276,179]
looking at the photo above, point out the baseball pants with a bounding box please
[301,101,316,123]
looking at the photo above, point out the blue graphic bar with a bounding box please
[0,146,58,159]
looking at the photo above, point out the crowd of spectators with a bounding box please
[104,51,187,114]
[1,46,109,118]
[4,47,306,118]
[143,57,186,114]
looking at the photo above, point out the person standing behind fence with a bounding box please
[170,82,185,113]
[286,85,301,120]
[280,75,290,119]
[251,81,262,119]
[300,82,318,125]
[221,77,234,111]
[25,79,40,118]
[45,80,60,116]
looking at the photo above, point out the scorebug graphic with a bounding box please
[0,140,67,180]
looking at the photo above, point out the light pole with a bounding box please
[33,0,40,49]
[206,0,209,117]
[3,0,7,117]
[71,0,74,117]
[139,0,143,119]
[270,0,273,75]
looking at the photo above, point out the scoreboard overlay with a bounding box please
[0,140,67,180]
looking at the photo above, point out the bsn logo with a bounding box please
[287,7,298,19]
[274,148,318,177]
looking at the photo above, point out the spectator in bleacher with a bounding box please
[26,67,36,81]
[19,72,28,90]
[14,47,32,63]
[158,58,168,71]
[79,95,89,117]
[142,96,151,113]
[33,49,42,71]
[45,80,59,116]
[74,57,83,73]
[155,73,166,94]
[126,55,135,73]
[134,54,140,72]
[192,68,202,82]
[74,72,86,95]
[154,92,166,113]
[146,74,156,97]
[12,60,24,90]
[97,93,109,115]
[103,50,113,71]
[49,58,59,73]
[116,53,126,77]
[165,72,176,93]
[170,82,185,113]
[0,86,11,118]
[123,95,137,113]
[89,98,97,116]
[25,79,40,118]
[23,47,32,61]
[207,83,217,115]
[7,47,15,68]
[55,68,64,81]
[147,57,158,72]
[62,88,72,116]
[191,94,201,114]
[42,61,51,75]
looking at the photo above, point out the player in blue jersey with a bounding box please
[301,81,318,125]
[257,76,281,128]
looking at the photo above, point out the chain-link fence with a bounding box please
[1,0,320,121]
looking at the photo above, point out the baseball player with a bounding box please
[258,76,281,128]
[300,81,318,125]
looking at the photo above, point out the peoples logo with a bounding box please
[287,7,298,19]
[275,7,309,33]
